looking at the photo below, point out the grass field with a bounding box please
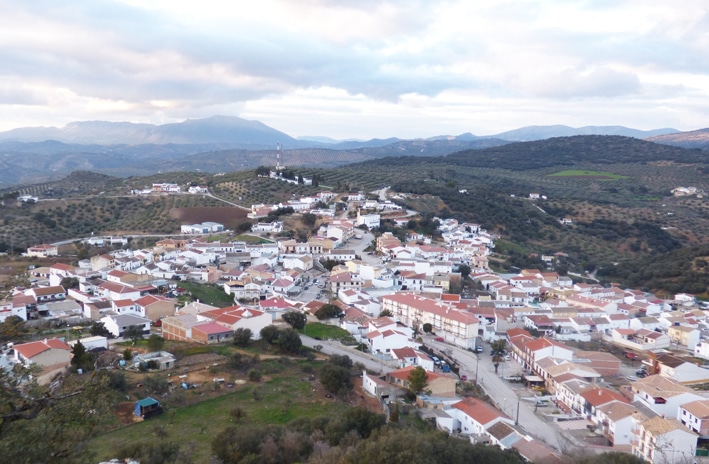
[301,322,356,343]
[177,282,235,307]
[91,367,349,462]
[548,169,628,180]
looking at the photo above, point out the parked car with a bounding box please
[435,337,444,342]
[475,346,484,353]
[460,375,468,381]
[626,375,637,381]
[623,351,639,360]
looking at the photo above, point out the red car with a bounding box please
[435,337,444,342]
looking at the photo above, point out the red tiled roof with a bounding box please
[580,387,630,407]
[14,338,71,359]
[453,397,508,425]
[193,322,233,335]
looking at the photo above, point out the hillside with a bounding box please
[3,134,709,294]
[647,127,709,150]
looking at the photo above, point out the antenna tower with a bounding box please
[276,142,282,170]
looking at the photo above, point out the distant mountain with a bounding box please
[646,128,709,149]
[0,115,298,148]
[488,125,678,141]
[296,135,340,144]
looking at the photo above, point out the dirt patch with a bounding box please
[351,377,384,413]
[170,207,248,230]
[115,402,138,425]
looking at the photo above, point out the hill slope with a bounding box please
[647,128,709,150]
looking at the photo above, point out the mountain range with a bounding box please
[0,115,704,189]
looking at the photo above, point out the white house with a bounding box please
[440,397,514,436]
[100,314,151,338]
[367,329,417,354]
[632,416,698,464]
[630,375,704,418]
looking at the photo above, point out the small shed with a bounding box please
[134,397,162,419]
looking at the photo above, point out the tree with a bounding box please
[60,277,80,290]
[0,316,28,344]
[0,367,119,462]
[458,263,472,279]
[123,348,133,361]
[277,328,303,354]
[282,311,307,330]
[147,334,165,352]
[71,340,91,372]
[233,328,253,347]
[255,165,270,176]
[315,304,341,320]
[422,323,433,334]
[89,321,111,338]
[328,354,353,370]
[302,212,317,226]
[407,366,428,394]
[123,325,145,344]
[320,364,352,395]
[260,325,280,344]
[238,221,253,232]
[378,309,393,318]
[490,339,507,355]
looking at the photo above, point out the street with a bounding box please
[426,337,563,451]
[300,333,397,374]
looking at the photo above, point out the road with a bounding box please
[300,333,397,374]
[425,337,562,451]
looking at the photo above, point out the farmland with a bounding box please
[548,169,628,180]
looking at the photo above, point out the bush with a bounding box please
[248,369,262,382]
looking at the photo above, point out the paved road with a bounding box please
[300,333,397,374]
[426,337,562,451]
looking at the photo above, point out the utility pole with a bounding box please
[515,398,520,426]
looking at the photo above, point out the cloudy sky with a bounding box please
[1,0,708,139]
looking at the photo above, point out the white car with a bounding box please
[626,375,637,382]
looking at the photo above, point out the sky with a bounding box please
[1,0,708,140]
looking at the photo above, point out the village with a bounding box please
[5,183,709,464]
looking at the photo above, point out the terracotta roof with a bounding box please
[391,347,417,359]
[681,400,709,419]
[598,402,641,422]
[387,365,442,383]
[32,286,66,296]
[632,375,696,397]
[453,396,508,425]
[14,338,71,359]
[580,387,630,407]
[641,416,693,437]
[193,322,233,335]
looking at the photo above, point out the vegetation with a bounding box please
[301,323,356,344]
[260,326,303,354]
[407,366,428,394]
[233,328,253,347]
[282,311,307,330]
[313,303,341,320]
